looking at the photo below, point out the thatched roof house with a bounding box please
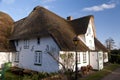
[10,6,90,51]
[10,6,107,52]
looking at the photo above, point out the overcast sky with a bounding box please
[0,0,120,48]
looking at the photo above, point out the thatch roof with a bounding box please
[69,15,91,35]
[69,15,96,37]
[10,6,89,51]
[0,11,15,52]
[94,37,108,52]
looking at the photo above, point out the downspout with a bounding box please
[88,51,90,65]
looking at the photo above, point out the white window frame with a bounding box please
[77,53,81,64]
[15,52,19,62]
[34,51,42,65]
[83,52,87,63]
[24,40,29,49]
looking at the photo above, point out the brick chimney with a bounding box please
[67,16,73,20]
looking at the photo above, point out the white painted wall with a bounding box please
[0,52,14,68]
[78,35,85,43]
[14,36,60,72]
[78,19,95,50]
[85,19,95,50]
[104,52,108,63]
[98,51,103,70]
[90,51,103,70]
[90,52,98,70]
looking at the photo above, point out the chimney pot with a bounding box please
[67,16,73,20]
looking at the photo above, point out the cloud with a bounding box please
[41,0,56,3]
[43,5,50,9]
[108,0,120,4]
[83,3,116,12]
[2,0,15,4]
[42,5,54,9]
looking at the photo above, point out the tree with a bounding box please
[60,52,74,70]
[105,37,115,51]
[45,45,74,71]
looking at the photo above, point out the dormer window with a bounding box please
[88,27,91,34]
[16,40,19,46]
[24,39,29,49]
[37,38,40,45]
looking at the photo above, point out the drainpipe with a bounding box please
[88,51,90,65]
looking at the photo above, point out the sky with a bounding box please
[0,0,120,48]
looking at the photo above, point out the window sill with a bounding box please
[14,61,19,63]
[34,63,41,66]
[24,46,29,49]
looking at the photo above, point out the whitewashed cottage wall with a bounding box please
[14,36,60,72]
[0,52,14,68]
[78,19,95,50]
[85,19,95,50]
[104,52,108,62]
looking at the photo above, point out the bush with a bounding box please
[64,69,74,80]
[110,54,120,64]
[110,49,120,64]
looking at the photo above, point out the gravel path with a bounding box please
[101,68,120,80]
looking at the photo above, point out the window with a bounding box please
[37,38,40,45]
[24,40,29,49]
[89,40,92,46]
[77,53,81,63]
[34,51,42,65]
[15,40,19,46]
[15,52,19,62]
[83,52,87,63]
[88,27,91,34]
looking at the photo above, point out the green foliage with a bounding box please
[23,74,39,80]
[5,71,23,80]
[110,49,120,64]
[64,69,76,80]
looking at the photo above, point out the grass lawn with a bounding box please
[80,63,120,80]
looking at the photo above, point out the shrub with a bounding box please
[81,65,93,75]
[64,69,74,80]
[81,66,87,75]
[38,72,50,79]
[87,65,93,72]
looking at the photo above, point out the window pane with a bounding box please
[83,53,86,63]
[24,40,29,49]
[34,51,42,65]
[15,52,19,62]
[77,53,80,63]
